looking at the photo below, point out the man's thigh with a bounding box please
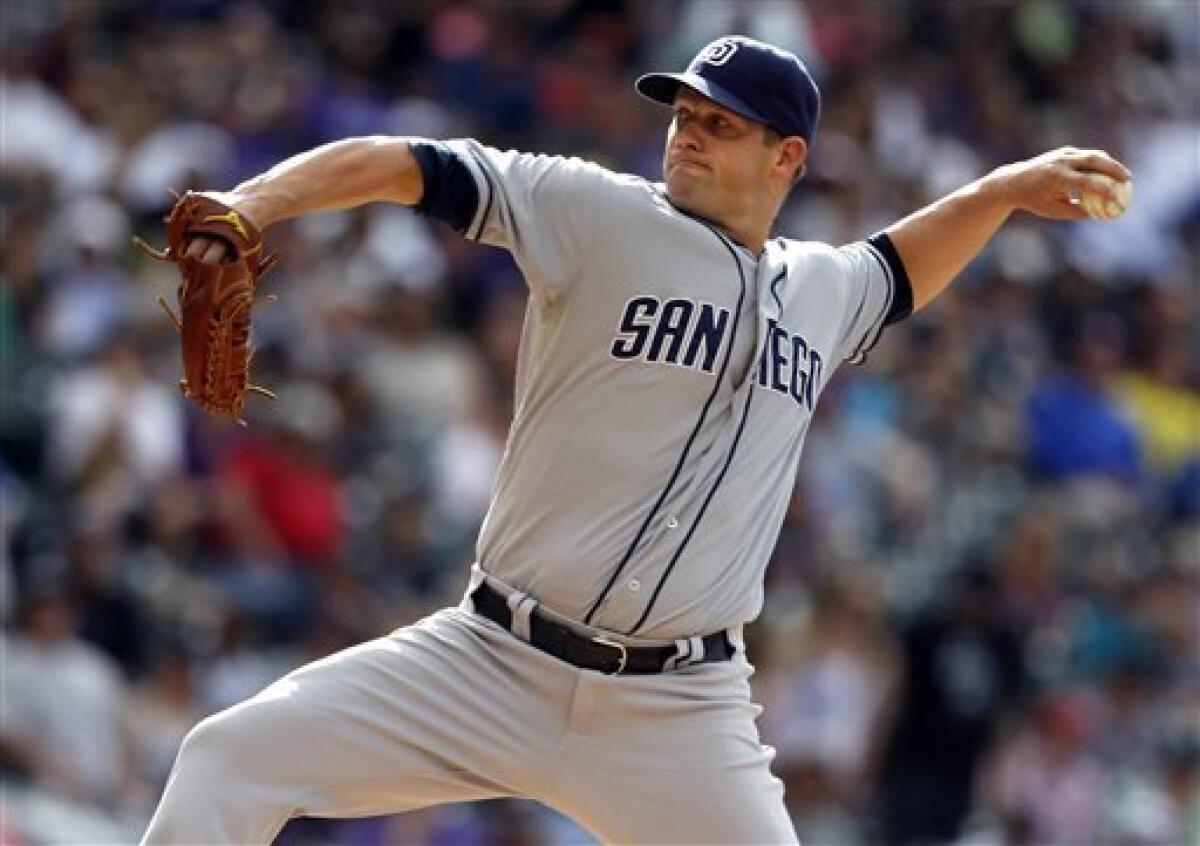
[547,660,798,845]
[202,607,575,819]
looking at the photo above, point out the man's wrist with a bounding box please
[229,191,278,232]
[978,165,1021,214]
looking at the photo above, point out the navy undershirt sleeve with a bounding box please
[410,141,480,234]
[867,232,914,326]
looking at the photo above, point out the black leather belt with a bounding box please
[469,581,734,675]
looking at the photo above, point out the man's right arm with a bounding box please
[184,136,423,263]
[182,135,613,304]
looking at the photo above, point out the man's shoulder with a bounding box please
[774,235,840,254]
[773,236,846,271]
[557,155,656,196]
[469,140,658,204]
[549,160,671,216]
[461,139,629,180]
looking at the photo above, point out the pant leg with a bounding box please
[142,608,574,845]
[545,657,798,845]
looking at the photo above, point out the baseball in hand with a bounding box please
[1079,174,1133,221]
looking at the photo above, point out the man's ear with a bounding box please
[779,137,808,182]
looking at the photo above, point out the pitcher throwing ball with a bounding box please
[142,36,1131,845]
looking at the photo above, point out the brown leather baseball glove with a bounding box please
[135,192,278,423]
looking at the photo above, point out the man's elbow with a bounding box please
[361,136,424,206]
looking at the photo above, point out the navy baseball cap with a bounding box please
[636,36,821,143]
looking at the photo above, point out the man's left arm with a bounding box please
[886,147,1132,311]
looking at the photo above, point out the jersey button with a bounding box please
[627,579,641,592]
[666,516,679,530]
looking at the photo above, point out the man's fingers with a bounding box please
[1065,169,1123,203]
[1064,149,1131,183]
[184,237,209,260]
[201,241,227,264]
[1057,198,1091,220]
[183,236,229,263]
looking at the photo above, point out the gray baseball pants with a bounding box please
[141,590,796,844]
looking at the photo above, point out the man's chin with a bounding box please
[664,182,707,217]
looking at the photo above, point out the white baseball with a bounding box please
[1080,175,1133,221]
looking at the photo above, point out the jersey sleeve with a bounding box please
[411,138,616,302]
[833,232,914,364]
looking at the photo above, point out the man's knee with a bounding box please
[143,706,292,845]
[173,707,260,784]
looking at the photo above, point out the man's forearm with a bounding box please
[885,147,1130,312]
[230,136,424,229]
[884,172,1015,312]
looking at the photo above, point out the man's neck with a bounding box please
[716,201,780,257]
[720,223,767,256]
[661,188,772,256]
[713,213,772,257]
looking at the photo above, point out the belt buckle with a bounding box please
[591,635,628,675]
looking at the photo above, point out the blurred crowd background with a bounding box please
[2,1,1197,844]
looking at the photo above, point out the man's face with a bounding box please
[663,88,779,224]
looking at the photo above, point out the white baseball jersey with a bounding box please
[412,139,911,641]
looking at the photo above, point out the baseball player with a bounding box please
[142,36,1131,845]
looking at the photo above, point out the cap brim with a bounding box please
[635,72,773,130]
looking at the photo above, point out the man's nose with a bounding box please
[673,121,703,151]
